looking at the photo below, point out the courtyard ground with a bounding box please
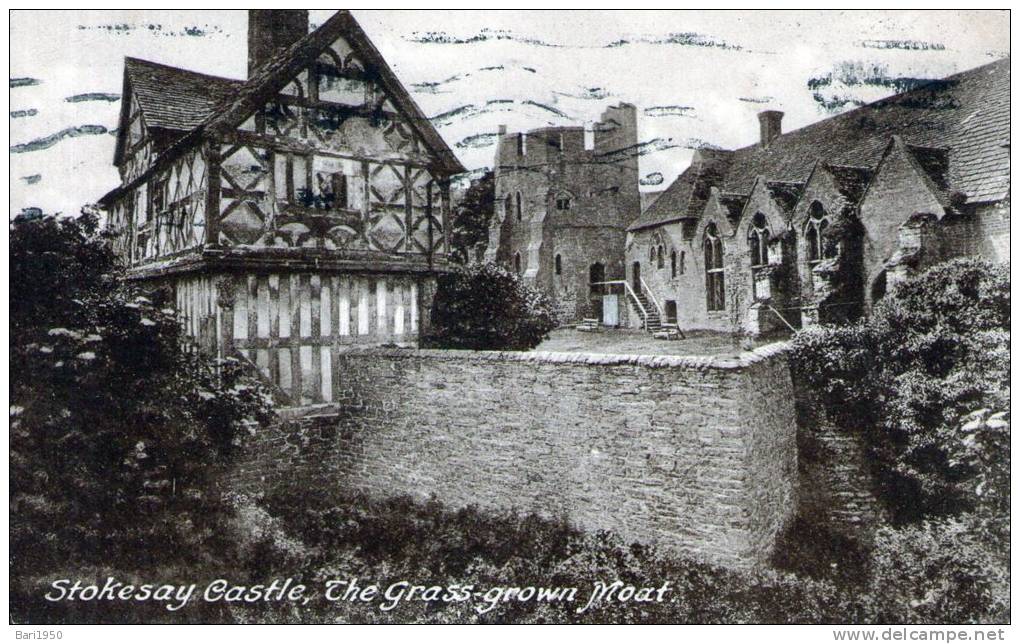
[533,327,782,358]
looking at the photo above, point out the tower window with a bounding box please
[556,194,571,210]
[515,192,523,222]
[555,254,562,275]
[670,250,677,278]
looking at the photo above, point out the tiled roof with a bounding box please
[631,58,1009,230]
[125,58,243,132]
[102,11,464,205]
[629,148,733,230]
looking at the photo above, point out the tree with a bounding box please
[10,212,275,581]
[450,170,494,264]
[425,262,557,351]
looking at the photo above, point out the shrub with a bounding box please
[790,258,1009,521]
[10,213,275,606]
[425,262,558,351]
[865,515,1009,624]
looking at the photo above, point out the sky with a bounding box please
[9,10,1010,217]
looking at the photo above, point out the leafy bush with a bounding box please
[790,258,1009,521]
[425,262,558,351]
[865,514,1009,624]
[10,213,275,600]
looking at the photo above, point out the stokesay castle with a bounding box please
[98,11,1009,568]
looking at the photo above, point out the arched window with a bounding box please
[679,251,686,275]
[704,223,725,311]
[657,245,665,269]
[513,252,522,274]
[515,192,523,223]
[748,213,770,300]
[806,201,835,262]
[748,212,770,267]
[670,250,677,278]
[555,193,571,210]
[649,246,655,262]
[555,254,562,275]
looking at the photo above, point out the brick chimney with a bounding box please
[248,10,309,78]
[758,110,784,148]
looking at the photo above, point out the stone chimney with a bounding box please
[248,10,309,78]
[758,110,784,148]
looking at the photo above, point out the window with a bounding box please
[513,252,522,274]
[806,201,835,262]
[515,192,523,222]
[748,213,770,267]
[309,171,349,210]
[555,254,562,275]
[517,134,527,156]
[657,245,665,269]
[679,251,686,275]
[704,222,725,311]
[504,195,513,218]
[670,250,677,278]
[555,194,571,210]
[749,213,770,300]
[649,247,655,262]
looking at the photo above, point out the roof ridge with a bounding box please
[125,56,244,84]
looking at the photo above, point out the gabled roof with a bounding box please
[103,10,464,205]
[822,163,873,205]
[125,58,244,132]
[114,58,244,165]
[630,58,1009,230]
[629,148,733,230]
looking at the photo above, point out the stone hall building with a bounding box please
[99,10,465,404]
[485,104,641,322]
[626,59,1009,335]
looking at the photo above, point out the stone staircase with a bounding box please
[631,290,663,332]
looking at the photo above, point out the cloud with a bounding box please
[11,109,38,118]
[11,125,109,153]
[11,77,41,88]
[66,93,121,103]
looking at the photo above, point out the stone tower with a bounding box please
[485,103,641,322]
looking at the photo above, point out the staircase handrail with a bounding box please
[639,276,664,318]
[591,280,648,329]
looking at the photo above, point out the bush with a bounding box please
[425,263,558,351]
[790,258,1009,521]
[10,212,276,610]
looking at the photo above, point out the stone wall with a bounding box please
[226,343,798,569]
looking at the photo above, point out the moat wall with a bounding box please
[225,343,798,569]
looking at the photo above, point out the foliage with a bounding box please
[10,212,275,585]
[450,170,495,264]
[865,513,1009,624]
[203,489,862,624]
[425,262,558,351]
[790,258,1009,521]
